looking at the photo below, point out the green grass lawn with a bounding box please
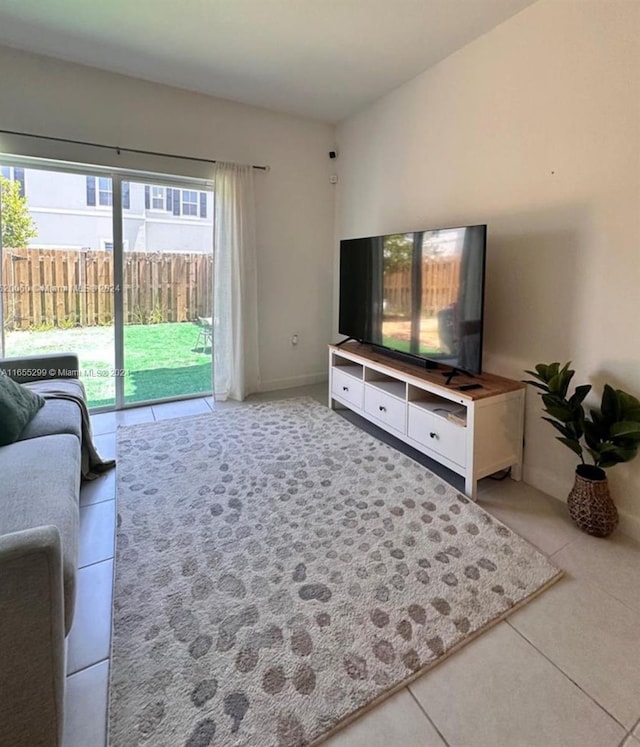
[382,336,439,355]
[5,322,212,408]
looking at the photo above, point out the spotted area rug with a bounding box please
[109,397,561,747]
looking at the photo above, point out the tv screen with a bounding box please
[339,224,487,374]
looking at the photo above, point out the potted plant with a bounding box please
[524,362,640,537]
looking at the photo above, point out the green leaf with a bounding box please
[557,365,575,398]
[623,433,640,443]
[535,363,552,380]
[541,392,560,407]
[610,421,640,438]
[569,384,591,408]
[619,389,640,411]
[618,391,640,422]
[544,407,572,422]
[556,436,583,457]
[542,403,574,422]
[613,446,639,462]
[549,371,573,398]
[598,443,618,454]
[547,373,562,394]
[542,418,574,439]
[601,384,621,421]
[597,446,638,468]
[590,408,603,425]
[522,379,549,392]
[583,421,602,450]
[548,362,561,379]
[597,457,618,469]
[523,379,548,391]
[572,412,585,439]
[625,407,640,422]
[524,369,547,384]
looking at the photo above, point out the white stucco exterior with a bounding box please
[5,167,213,253]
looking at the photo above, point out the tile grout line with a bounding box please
[67,656,110,679]
[406,686,451,747]
[80,495,116,508]
[77,507,116,570]
[548,536,579,558]
[583,582,640,619]
[617,730,634,747]
[549,545,640,619]
[506,620,628,733]
[77,556,115,572]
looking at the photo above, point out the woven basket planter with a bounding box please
[567,465,618,537]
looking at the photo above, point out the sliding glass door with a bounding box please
[0,164,117,408]
[0,160,213,410]
[119,178,213,405]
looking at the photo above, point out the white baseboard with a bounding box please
[524,465,640,543]
[259,371,328,393]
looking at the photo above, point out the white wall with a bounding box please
[336,0,640,537]
[0,45,336,390]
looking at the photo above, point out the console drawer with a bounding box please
[407,404,467,467]
[331,367,364,409]
[364,386,406,434]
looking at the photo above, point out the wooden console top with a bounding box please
[330,342,525,401]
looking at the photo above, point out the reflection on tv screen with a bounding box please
[339,225,486,374]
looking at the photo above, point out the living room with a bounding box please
[0,1,638,746]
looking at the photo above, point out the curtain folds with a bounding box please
[212,161,260,401]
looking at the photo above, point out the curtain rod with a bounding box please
[0,128,270,171]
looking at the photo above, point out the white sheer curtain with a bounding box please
[212,161,260,401]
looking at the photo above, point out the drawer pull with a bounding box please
[379,405,387,412]
[342,385,349,392]
[429,432,439,439]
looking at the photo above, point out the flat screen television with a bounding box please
[339,224,487,375]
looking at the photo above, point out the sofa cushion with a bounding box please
[0,373,45,446]
[18,379,84,443]
[0,434,81,633]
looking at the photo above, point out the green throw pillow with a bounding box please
[0,373,46,446]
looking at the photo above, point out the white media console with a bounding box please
[328,343,526,499]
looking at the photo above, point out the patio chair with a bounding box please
[194,317,213,351]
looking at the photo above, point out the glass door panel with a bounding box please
[121,180,213,404]
[1,165,116,409]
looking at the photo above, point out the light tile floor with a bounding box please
[63,385,640,747]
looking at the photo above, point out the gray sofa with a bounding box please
[0,353,86,746]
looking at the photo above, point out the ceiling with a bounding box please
[0,0,537,122]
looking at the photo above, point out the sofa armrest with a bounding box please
[0,353,79,383]
[0,526,66,746]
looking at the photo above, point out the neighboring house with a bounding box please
[1,166,213,253]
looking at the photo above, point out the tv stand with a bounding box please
[328,342,525,500]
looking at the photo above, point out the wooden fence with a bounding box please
[384,256,461,316]
[1,247,213,330]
